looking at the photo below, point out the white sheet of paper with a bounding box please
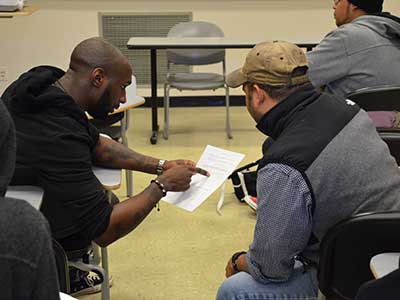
[162,145,245,212]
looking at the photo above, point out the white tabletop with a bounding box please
[93,166,121,190]
[5,185,44,210]
[59,292,78,300]
[0,5,38,18]
[4,170,120,227]
[127,37,320,49]
[112,95,145,115]
[4,166,121,208]
[87,95,145,119]
[370,252,400,278]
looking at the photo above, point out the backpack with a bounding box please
[216,159,260,214]
[229,160,259,201]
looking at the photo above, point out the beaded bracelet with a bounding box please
[151,179,167,197]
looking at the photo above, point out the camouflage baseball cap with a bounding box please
[226,41,309,88]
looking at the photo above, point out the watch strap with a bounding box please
[156,159,166,175]
[231,251,246,273]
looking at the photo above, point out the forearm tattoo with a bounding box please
[96,138,157,173]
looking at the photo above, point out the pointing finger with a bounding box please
[193,167,210,177]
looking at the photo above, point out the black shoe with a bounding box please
[69,268,104,296]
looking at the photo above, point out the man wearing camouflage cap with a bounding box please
[307,0,400,97]
[216,41,400,300]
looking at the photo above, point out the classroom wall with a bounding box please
[1,0,399,95]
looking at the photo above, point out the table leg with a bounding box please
[150,49,159,145]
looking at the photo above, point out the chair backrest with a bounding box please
[347,86,400,111]
[52,239,70,293]
[355,268,400,300]
[347,86,400,161]
[125,75,137,101]
[318,211,400,300]
[380,133,400,165]
[166,21,225,65]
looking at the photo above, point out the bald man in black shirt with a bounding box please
[2,37,207,296]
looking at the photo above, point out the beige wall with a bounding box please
[1,0,399,95]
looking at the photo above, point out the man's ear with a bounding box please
[253,83,279,109]
[348,2,359,12]
[91,68,106,88]
[252,84,266,106]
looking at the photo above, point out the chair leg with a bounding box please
[52,239,71,293]
[125,170,133,197]
[100,191,113,300]
[90,242,101,266]
[101,246,110,300]
[225,85,233,139]
[164,84,170,140]
[121,130,133,197]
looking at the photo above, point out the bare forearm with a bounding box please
[94,136,159,174]
[94,163,206,247]
[94,183,162,247]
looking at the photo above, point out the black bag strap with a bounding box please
[228,159,261,179]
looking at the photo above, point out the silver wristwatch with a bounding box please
[156,159,166,175]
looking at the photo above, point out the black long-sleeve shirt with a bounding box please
[2,66,112,244]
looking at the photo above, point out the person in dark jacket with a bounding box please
[2,37,208,296]
[0,100,60,300]
[216,41,400,300]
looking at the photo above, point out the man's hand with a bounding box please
[164,160,210,176]
[225,252,247,278]
[157,165,208,191]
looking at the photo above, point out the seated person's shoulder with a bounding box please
[43,111,99,145]
[323,22,362,42]
[0,197,50,243]
[0,197,46,222]
[21,117,100,161]
[328,19,390,53]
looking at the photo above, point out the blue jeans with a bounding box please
[216,262,318,300]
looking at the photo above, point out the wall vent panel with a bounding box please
[100,12,192,87]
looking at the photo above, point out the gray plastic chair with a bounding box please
[318,211,400,300]
[347,86,400,165]
[347,86,400,112]
[380,133,400,165]
[163,21,232,139]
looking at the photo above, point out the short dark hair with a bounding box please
[348,0,383,14]
[247,66,309,101]
[69,37,125,77]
